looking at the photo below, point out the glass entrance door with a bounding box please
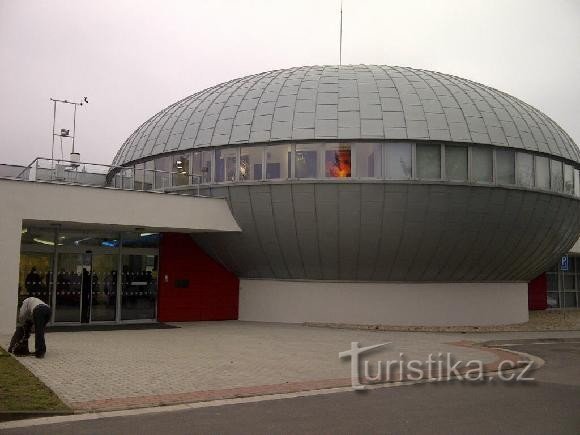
[90,254,118,322]
[54,253,85,322]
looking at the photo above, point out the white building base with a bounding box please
[239,280,529,327]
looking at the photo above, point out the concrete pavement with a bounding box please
[0,321,522,412]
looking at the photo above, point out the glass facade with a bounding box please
[325,143,351,178]
[535,156,550,190]
[445,145,468,182]
[386,143,412,179]
[20,226,159,324]
[356,143,382,178]
[240,146,264,181]
[496,149,515,185]
[516,152,534,188]
[295,143,319,178]
[471,146,493,183]
[416,143,441,180]
[547,256,580,309]
[112,141,579,198]
[215,148,238,182]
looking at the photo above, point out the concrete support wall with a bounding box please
[0,178,240,334]
[239,280,529,326]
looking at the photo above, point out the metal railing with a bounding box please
[13,157,202,196]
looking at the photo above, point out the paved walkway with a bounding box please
[2,322,576,412]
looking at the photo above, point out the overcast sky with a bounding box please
[0,0,579,166]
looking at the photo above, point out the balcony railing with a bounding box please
[12,157,202,195]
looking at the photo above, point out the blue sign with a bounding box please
[560,255,569,272]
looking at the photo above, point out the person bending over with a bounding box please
[8,297,52,358]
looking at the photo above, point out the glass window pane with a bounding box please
[240,146,264,181]
[445,145,468,182]
[356,143,382,178]
[550,160,563,192]
[325,143,351,178]
[496,149,515,185]
[143,160,154,190]
[192,150,212,184]
[215,148,237,182]
[575,169,580,197]
[122,231,160,248]
[266,144,291,180]
[516,152,533,187]
[134,163,144,190]
[19,252,53,304]
[562,292,577,308]
[416,143,441,179]
[564,164,574,194]
[386,143,412,179]
[547,292,559,308]
[295,144,319,179]
[121,254,158,320]
[172,153,191,186]
[471,146,493,183]
[154,157,171,190]
[535,156,550,190]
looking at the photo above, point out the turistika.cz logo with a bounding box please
[339,342,534,390]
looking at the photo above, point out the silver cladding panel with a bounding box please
[192,183,580,282]
[113,65,579,166]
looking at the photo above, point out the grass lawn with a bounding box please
[0,346,71,421]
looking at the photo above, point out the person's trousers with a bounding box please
[32,304,51,355]
[8,324,31,354]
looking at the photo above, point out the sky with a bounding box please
[0,0,579,166]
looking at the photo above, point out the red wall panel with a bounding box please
[157,233,239,321]
[528,273,548,311]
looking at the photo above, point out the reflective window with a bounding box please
[122,232,160,248]
[496,149,515,185]
[516,152,533,188]
[550,160,563,193]
[564,164,574,195]
[19,252,53,305]
[445,145,468,182]
[134,163,144,190]
[575,169,580,197]
[192,150,213,184]
[154,157,171,190]
[121,168,133,190]
[21,227,57,247]
[240,146,264,181]
[416,143,441,180]
[295,144,319,178]
[121,254,158,320]
[215,148,238,182]
[143,160,154,190]
[386,143,412,179]
[172,153,191,186]
[356,143,382,178]
[266,144,291,180]
[57,230,120,248]
[471,146,493,183]
[325,143,351,178]
[535,156,550,190]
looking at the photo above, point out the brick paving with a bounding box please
[2,321,520,412]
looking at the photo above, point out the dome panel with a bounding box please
[113,65,579,166]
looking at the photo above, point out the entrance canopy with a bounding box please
[0,178,240,333]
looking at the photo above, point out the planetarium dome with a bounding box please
[111,65,580,284]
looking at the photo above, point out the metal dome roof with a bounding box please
[113,65,579,166]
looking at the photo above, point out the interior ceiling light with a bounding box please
[140,232,155,237]
[33,238,54,246]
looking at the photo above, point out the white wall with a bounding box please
[0,178,240,333]
[239,279,529,326]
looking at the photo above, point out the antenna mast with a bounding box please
[339,1,343,66]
